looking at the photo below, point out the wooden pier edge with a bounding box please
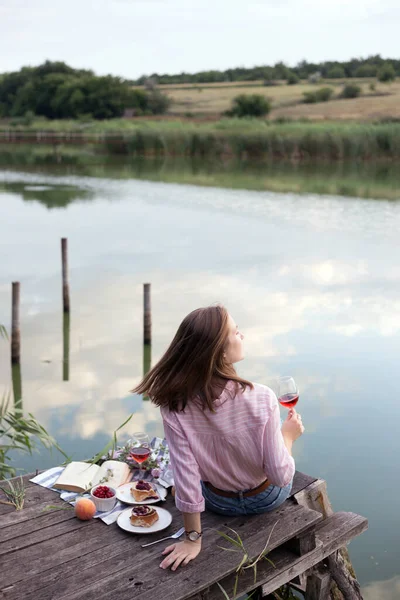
[292,479,365,600]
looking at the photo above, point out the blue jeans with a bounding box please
[201,480,292,516]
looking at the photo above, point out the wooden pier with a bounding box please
[0,471,367,600]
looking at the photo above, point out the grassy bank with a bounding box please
[2,120,400,161]
[1,149,400,201]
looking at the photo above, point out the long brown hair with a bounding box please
[132,305,253,412]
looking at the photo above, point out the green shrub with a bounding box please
[369,82,376,92]
[0,61,170,119]
[226,94,271,118]
[340,84,362,99]
[327,66,345,79]
[378,63,396,83]
[146,90,170,115]
[287,72,299,85]
[303,87,334,104]
[355,64,378,78]
[22,110,35,126]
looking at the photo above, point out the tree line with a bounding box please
[134,55,399,85]
[0,61,169,120]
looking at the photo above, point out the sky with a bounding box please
[0,0,399,79]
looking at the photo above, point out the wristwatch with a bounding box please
[185,530,203,542]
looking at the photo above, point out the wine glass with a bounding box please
[277,376,299,409]
[132,432,149,447]
[129,432,151,465]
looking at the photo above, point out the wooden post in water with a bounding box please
[11,282,20,365]
[61,238,70,313]
[12,363,23,417]
[143,283,152,401]
[143,283,151,346]
[63,311,70,381]
[295,479,363,600]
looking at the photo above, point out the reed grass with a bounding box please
[2,118,400,161]
[97,121,400,161]
[216,523,277,599]
[0,391,69,480]
[0,476,26,510]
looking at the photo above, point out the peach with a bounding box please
[74,498,96,520]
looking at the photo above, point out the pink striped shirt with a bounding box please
[161,380,295,513]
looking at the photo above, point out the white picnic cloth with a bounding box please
[30,437,174,525]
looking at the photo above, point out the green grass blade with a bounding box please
[216,582,231,600]
[217,530,243,549]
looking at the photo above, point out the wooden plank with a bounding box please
[0,500,77,543]
[316,512,368,559]
[290,472,317,497]
[0,474,43,516]
[0,499,321,600]
[193,544,324,600]
[0,472,367,600]
[293,478,333,517]
[192,511,367,600]
[0,495,222,594]
[0,517,121,588]
[2,536,149,600]
[0,481,68,530]
[0,513,97,557]
[0,469,317,600]
[56,502,321,600]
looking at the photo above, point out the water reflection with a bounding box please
[0,181,93,209]
[142,343,151,401]
[363,575,400,600]
[11,363,22,416]
[63,312,70,381]
[0,169,399,587]
[1,158,400,202]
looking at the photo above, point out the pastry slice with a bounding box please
[130,505,159,527]
[130,480,159,502]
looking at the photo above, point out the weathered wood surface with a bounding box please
[305,564,332,600]
[294,477,364,600]
[195,512,367,600]
[0,471,321,600]
[326,551,364,600]
[290,471,317,496]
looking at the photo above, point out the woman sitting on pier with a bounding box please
[133,305,304,571]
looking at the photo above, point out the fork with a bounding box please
[141,526,185,548]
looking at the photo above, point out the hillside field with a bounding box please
[138,79,400,121]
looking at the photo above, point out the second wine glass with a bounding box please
[129,432,150,465]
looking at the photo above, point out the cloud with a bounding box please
[363,576,400,600]
[0,0,400,77]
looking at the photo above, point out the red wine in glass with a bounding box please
[277,376,299,410]
[278,393,299,409]
[130,447,151,464]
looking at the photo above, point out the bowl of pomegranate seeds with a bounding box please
[90,484,117,512]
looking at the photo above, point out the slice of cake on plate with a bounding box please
[130,506,159,527]
[130,480,159,502]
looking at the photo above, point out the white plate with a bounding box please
[116,482,166,505]
[117,506,172,534]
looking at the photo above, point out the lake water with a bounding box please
[1,165,399,597]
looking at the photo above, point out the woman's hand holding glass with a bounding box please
[281,409,304,442]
